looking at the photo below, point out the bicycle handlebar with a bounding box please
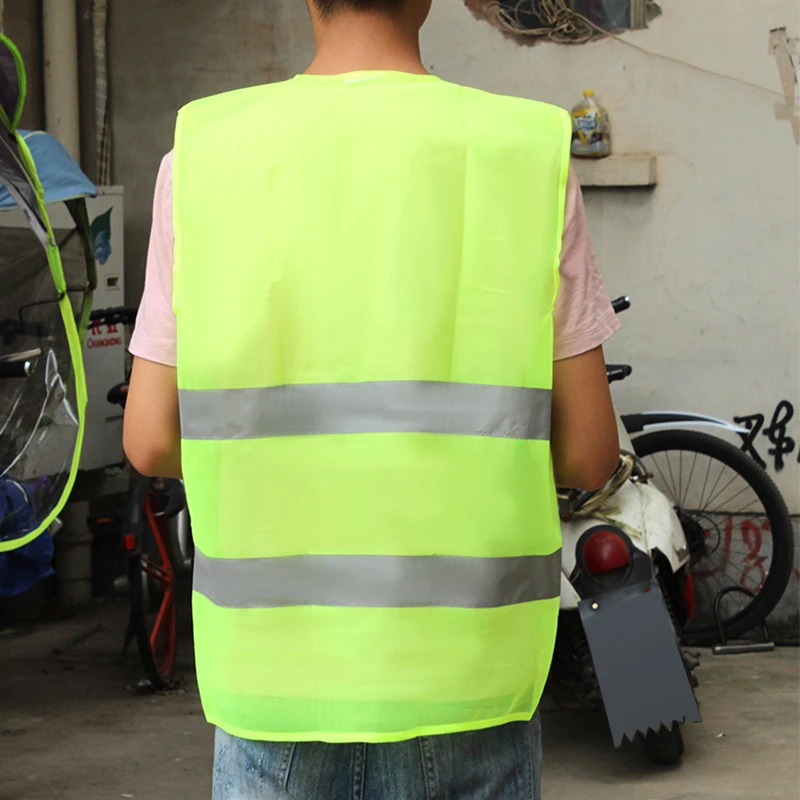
[0,348,42,380]
[0,361,32,379]
[93,300,634,395]
[606,364,633,384]
[611,296,631,314]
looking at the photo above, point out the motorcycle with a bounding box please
[550,296,757,765]
[553,428,701,764]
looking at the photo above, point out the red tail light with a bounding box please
[122,534,137,551]
[583,529,630,574]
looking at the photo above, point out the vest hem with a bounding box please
[206,708,538,744]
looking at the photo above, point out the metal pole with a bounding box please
[93,0,110,184]
[43,0,81,162]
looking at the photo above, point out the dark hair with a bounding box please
[313,0,407,18]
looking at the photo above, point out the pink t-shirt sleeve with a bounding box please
[129,157,618,368]
[129,152,177,368]
[553,167,620,361]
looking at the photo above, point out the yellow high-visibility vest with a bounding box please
[174,71,570,743]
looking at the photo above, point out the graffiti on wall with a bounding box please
[735,400,799,472]
[695,516,769,592]
[695,515,800,595]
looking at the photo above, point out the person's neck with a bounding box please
[306,11,427,76]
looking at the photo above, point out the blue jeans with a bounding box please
[213,715,542,800]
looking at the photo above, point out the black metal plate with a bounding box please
[579,579,702,746]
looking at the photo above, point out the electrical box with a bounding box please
[80,187,127,471]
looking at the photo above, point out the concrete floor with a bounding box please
[1,603,798,800]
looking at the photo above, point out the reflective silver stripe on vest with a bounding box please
[180,382,551,441]
[194,548,562,609]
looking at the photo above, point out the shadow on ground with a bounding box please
[1,603,798,800]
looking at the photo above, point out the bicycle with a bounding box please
[90,307,193,689]
[608,297,794,646]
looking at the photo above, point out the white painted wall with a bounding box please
[423,0,800,513]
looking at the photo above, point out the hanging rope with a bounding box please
[475,0,788,99]
[480,0,595,44]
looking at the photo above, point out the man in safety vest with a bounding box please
[125,0,620,797]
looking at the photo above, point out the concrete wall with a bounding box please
[3,0,43,130]
[108,0,315,300]
[3,1,100,177]
[420,0,800,630]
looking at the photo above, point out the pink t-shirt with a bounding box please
[130,152,619,366]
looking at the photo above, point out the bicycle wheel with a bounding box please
[633,429,794,645]
[126,490,176,689]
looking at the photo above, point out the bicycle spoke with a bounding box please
[706,572,743,608]
[705,471,748,512]
[715,545,771,559]
[681,451,699,509]
[700,540,772,566]
[150,589,174,650]
[697,573,727,606]
[141,560,169,586]
[718,562,747,586]
[677,507,763,523]
[692,557,755,617]
[702,459,729,516]
[695,574,723,604]
[141,556,162,572]
[701,508,762,519]
[664,451,680,506]
[712,496,763,518]
[701,550,767,564]
[698,454,714,511]
[650,454,679,504]
[141,565,164,581]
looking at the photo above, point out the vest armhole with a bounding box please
[550,109,572,315]
[172,112,185,318]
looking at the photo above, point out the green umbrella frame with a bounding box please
[0,33,96,552]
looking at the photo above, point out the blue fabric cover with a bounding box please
[0,479,55,597]
[0,130,96,208]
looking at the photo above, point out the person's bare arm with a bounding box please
[123,357,182,478]
[551,345,619,491]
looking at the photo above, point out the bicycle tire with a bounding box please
[633,429,794,645]
[128,563,171,689]
[127,492,176,689]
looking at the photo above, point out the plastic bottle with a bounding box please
[570,89,611,158]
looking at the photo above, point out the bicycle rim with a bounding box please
[133,491,176,687]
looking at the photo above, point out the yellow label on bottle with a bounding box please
[572,107,599,147]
